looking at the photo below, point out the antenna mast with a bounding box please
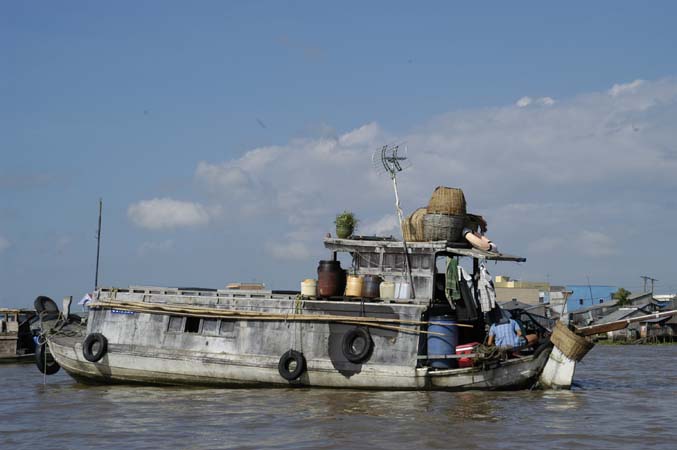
[373,144,415,298]
[94,198,102,291]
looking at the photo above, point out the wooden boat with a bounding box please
[0,308,37,363]
[35,237,594,389]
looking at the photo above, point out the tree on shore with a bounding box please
[612,287,632,306]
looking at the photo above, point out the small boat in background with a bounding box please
[0,308,37,363]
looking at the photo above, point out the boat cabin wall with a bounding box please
[351,247,435,303]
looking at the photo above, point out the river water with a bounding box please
[1,345,675,450]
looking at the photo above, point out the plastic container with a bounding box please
[427,315,459,369]
[379,281,395,299]
[394,282,411,299]
[301,279,317,297]
[345,275,364,297]
[361,275,382,299]
[455,341,479,368]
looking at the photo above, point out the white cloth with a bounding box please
[477,263,496,313]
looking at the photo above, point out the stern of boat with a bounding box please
[539,321,594,389]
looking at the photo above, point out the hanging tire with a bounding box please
[82,333,108,363]
[35,342,60,375]
[341,327,373,363]
[278,350,306,381]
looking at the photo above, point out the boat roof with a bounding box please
[323,237,526,262]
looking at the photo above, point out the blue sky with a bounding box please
[2,1,677,307]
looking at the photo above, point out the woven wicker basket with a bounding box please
[427,187,466,215]
[423,213,465,242]
[402,207,427,242]
[550,321,594,361]
[402,218,415,241]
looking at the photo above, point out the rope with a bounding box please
[89,299,459,337]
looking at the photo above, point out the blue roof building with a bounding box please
[566,285,617,312]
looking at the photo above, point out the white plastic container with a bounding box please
[301,279,317,297]
[379,281,396,299]
[395,282,411,299]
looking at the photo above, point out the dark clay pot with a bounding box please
[317,260,345,297]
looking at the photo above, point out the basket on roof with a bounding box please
[423,213,465,242]
[427,187,466,215]
[402,207,427,242]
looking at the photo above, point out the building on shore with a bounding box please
[565,285,617,313]
[494,276,550,305]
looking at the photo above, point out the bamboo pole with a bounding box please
[575,309,677,336]
[89,300,473,328]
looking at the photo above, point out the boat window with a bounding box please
[220,320,235,334]
[167,316,183,332]
[202,319,218,335]
[184,317,201,333]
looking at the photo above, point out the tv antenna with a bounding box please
[372,144,415,298]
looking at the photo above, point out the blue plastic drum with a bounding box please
[427,315,459,369]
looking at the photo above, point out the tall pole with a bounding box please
[392,174,415,298]
[640,275,658,294]
[94,198,102,291]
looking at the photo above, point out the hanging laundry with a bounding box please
[477,263,497,313]
[455,265,479,321]
[445,257,461,303]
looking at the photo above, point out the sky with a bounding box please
[2,1,677,308]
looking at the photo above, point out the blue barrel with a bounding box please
[427,315,459,369]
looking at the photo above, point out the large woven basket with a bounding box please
[423,213,465,242]
[402,207,427,242]
[427,187,466,215]
[550,321,594,361]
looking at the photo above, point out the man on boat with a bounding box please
[487,317,525,349]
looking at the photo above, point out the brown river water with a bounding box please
[1,345,675,450]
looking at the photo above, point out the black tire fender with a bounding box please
[278,350,306,381]
[82,333,108,363]
[533,340,553,358]
[341,327,374,363]
[35,341,60,375]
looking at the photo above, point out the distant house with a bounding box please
[566,285,617,312]
[495,276,550,305]
[570,300,619,327]
[594,302,659,341]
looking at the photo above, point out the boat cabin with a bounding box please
[323,236,525,305]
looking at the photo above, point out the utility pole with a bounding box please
[640,275,658,293]
[94,198,102,291]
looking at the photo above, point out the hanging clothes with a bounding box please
[445,257,461,303]
[477,262,497,313]
[455,265,479,322]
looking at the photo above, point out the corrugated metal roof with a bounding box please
[595,306,651,324]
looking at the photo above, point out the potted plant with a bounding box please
[335,211,358,238]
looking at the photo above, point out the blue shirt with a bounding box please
[489,319,522,349]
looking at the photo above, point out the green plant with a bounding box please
[612,287,632,306]
[335,211,358,229]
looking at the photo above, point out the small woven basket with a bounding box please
[423,213,465,242]
[550,321,594,361]
[427,187,467,215]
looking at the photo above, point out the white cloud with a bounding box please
[0,236,9,253]
[266,241,313,261]
[360,214,400,236]
[128,198,214,230]
[122,78,677,287]
[516,96,555,107]
[609,79,644,97]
